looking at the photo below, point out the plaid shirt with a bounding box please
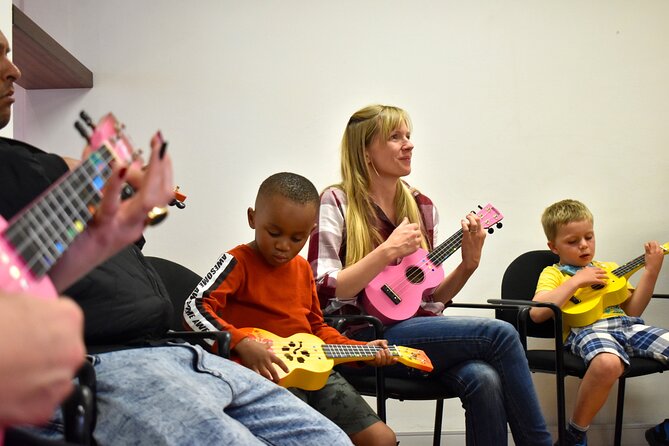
[307,185,443,316]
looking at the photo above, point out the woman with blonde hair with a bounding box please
[308,104,552,445]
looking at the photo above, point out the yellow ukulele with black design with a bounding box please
[562,242,669,328]
[238,327,434,391]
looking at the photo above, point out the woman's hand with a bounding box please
[382,217,423,260]
[91,131,174,247]
[49,131,174,292]
[234,337,290,383]
[460,213,486,272]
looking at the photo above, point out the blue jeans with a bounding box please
[352,316,552,446]
[30,343,352,445]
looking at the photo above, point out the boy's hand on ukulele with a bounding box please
[234,337,289,383]
[364,339,397,367]
[572,266,608,288]
[383,217,422,259]
[644,241,665,276]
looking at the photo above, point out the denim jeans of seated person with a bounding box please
[25,343,353,446]
[350,315,552,446]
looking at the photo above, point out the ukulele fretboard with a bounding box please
[427,230,464,265]
[2,146,115,278]
[321,344,401,359]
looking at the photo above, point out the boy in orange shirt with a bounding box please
[184,172,397,446]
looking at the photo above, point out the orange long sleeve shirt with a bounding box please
[184,244,365,349]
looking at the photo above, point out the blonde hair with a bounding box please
[541,199,594,242]
[337,104,428,266]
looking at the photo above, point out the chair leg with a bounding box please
[556,374,567,446]
[614,377,626,446]
[375,367,387,422]
[433,399,443,446]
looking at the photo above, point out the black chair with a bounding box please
[490,250,668,446]
[326,314,455,446]
[327,301,521,446]
[5,361,97,446]
[145,256,231,356]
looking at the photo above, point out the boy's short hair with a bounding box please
[257,172,319,207]
[541,199,594,241]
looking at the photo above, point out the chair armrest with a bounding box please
[486,298,561,313]
[164,330,231,358]
[487,298,566,382]
[324,314,385,338]
[63,360,97,445]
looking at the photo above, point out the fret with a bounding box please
[51,183,82,243]
[612,254,646,278]
[321,344,401,359]
[61,172,96,226]
[428,230,464,265]
[26,200,63,276]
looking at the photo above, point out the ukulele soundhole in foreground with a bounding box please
[405,266,425,284]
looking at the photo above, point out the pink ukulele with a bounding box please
[0,112,136,441]
[362,204,504,325]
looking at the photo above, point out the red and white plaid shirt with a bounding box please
[307,185,445,316]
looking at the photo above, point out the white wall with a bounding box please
[9,1,669,443]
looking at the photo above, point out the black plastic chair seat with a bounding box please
[341,373,455,401]
[530,351,667,379]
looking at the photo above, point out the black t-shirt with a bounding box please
[0,137,173,352]
[0,136,69,218]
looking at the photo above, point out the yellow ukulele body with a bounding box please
[561,242,669,329]
[238,327,433,391]
[561,268,630,328]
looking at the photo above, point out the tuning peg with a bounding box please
[120,183,135,200]
[478,205,483,209]
[74,121,91,143]
[79,110,95,129]
[170,199,186,209]
[487,228,495,234]
[496,222,503,229]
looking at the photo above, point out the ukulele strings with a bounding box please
[380,207,499,297]
[262,340,401,358]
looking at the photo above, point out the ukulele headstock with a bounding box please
[73,111,170,225]
[475,203,504,234]
[394,346,434,372]
[75,111,138,165]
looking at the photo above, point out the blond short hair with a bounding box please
[541,199,594,242]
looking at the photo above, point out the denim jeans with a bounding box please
[30,343,352,445]
[353,315,552,446]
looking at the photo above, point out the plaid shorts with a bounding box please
[566,316,669,368]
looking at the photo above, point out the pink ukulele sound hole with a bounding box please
[405,266,425,284]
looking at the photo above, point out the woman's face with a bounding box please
[365,121,413,179]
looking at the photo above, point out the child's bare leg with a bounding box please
[349,421,396,446]
[572,352,625,426]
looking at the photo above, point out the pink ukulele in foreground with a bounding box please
[0,112,136,442]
